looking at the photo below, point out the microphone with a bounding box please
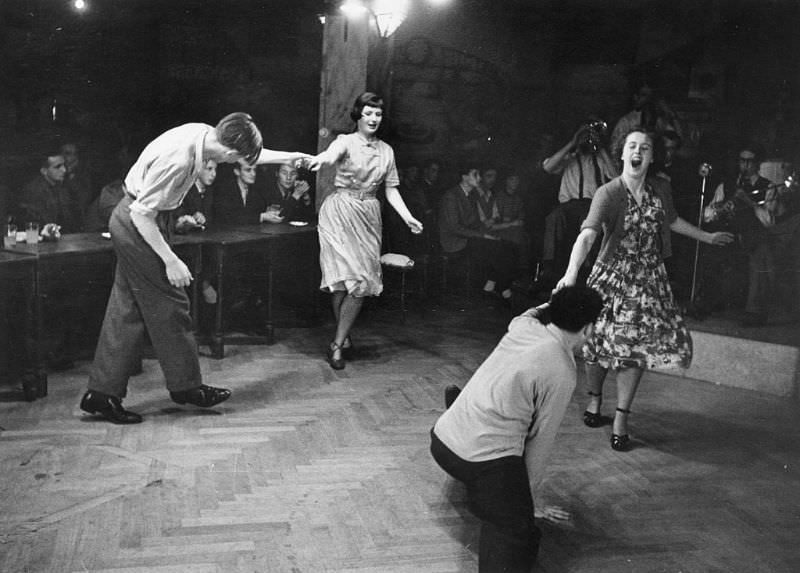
[698,163,713,178]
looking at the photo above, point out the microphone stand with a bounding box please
[689,163,712,306]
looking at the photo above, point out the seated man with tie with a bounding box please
[262,161,314,223]
[213,159,273,331]
[541,120,618,282]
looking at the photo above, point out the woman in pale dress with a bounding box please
[308,92,423,370]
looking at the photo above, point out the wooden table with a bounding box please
[0,251,46,400]
[2,225,319,367]
[3,233,204,377]
[196,223,319,358]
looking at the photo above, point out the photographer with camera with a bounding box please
[539,119,618,284]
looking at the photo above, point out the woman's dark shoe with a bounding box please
[341,335,355,360]
[326,342,345,370]
[610,433,631,451]
[170,384,231,407]
[611,407,631,451]
[80,390,143,424]
[583,391,605,427]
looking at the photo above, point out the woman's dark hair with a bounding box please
[215,112,263,164]
[614,127,656,160]
[350,92,385,122]
[549,285,603,332]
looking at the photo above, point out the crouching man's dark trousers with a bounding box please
[430,429,541,572]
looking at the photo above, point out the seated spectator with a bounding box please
[84,145,138,233]
[439,160,519,303]
[60,140,95,222]
[176,158,218,232]
[494,169,531,271]
[212,160,271,332]
[175,158,219,306]
[540,121,617,282]
[474,165,500,227]
[214,159,272,226]
[17,146,84,369]
[262,161,314,223]
[84,180,126,232]
[18,145,84,233]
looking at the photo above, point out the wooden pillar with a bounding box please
[316,13,370,209]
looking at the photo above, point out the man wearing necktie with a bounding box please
[541,121,618,281]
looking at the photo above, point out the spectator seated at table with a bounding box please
[213,159,272,226]
[84,180,126,232]
[17,145,87,369]
[175,158,218,233]
[212,160,272,332]
[18,144,84,234]
[60,140,95,224]
[173,158,219,306]
[262,161,314,224]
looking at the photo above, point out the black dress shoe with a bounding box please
[80,390,143,424]
[170,384,231,407]
[444,384,461,408]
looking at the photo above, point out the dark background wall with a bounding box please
[1,0,799,214]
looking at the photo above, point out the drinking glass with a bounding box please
[26,222,39,244]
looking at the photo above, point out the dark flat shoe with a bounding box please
[80,390,142,424]
[170,384,231,407]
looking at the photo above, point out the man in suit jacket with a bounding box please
[214,160,271,226]
[211,159,272,330]
[439,161,519,302]
[262,161,314,223]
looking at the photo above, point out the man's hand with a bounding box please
[535,505,571,523]
[261,211,285,224]
[708,231,734,246]
[175,214,198,232]
[193,211,207,226]
[292,180,311,201]
[165,257,192,288]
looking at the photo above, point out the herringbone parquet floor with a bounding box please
[1,300,799,573]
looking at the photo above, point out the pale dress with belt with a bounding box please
[318,132,400,297]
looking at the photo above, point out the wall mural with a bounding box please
[389,36,505,163]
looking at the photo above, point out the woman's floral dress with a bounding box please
[583,185,692,369]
